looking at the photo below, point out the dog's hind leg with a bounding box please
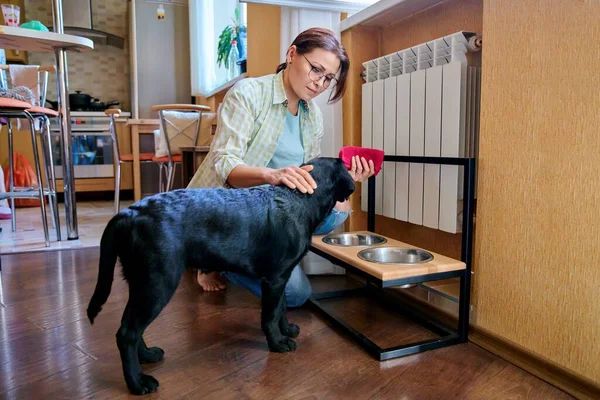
[116,280,177,395]
[138,338,165,364]
[261,280,297,352]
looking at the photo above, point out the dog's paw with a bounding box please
[268,336,297,353]
[283,323,300,338]
[139,346,165,364]
[127,373,160,395]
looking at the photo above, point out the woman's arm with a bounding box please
[210,80,258,187]
[227,164,317,194]
[225,165,271,188]
[212,81,317,193]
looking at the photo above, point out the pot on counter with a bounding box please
[45,97,120,112]
[89,98,105,111]
[69,91,92,110]
[106,100,120,109]
[46,90,92,110]
[90,99,120,111]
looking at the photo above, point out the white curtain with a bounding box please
[280,7,344,160]
[189,0,216,96]
[281,7,346,275]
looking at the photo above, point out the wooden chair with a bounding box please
[0,65,61,246]
[105,109,157,213]
[151,104,211,192]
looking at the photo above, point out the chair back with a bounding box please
[105,109,121,164]
[0,65,55,108]
[151,104,211,162]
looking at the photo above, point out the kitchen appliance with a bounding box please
[49,111,130,179]
[56,0,125,48]
[130,0,191,118]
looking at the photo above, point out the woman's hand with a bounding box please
[266,165,318,194]
[348,155,375,182]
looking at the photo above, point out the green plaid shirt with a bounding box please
[187,70,324,189]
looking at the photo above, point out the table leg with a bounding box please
[182,150,192,187]
[53,0,78,240]
[132,126,141,201]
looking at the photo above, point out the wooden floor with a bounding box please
[0,249,572,399]
[0,201,133,255]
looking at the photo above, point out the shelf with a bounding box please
[0,25,94,53]
[203,73,248,98]
[241,0,373,13]
[341,0,447,31]
[311,231,466,283]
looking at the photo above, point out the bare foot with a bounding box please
[196,271,227,291]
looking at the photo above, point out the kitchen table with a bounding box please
[0,7,94,240]
[180,146,210,187]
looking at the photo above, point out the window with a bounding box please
[189,0,247,97]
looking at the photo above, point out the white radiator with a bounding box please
[361,31,481,234]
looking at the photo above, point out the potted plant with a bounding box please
[216,7,247,72]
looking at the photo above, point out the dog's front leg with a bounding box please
[278,295,300,338]
[261,280,297,352]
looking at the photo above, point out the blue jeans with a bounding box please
[222,208,351,307]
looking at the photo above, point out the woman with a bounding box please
[188,27,374,307]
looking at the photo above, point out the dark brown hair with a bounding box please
[277,27,349,104]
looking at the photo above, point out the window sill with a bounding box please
[203,73,248,98]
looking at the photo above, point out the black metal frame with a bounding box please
[308,155,476,361]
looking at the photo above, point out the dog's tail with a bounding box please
[87,215,123,325]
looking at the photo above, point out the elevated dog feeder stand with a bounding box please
[308,155,475,361]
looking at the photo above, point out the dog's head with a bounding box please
[303,157,355,203]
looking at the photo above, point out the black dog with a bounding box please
[86,157,355,395]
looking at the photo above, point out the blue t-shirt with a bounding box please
[266,110,304,169]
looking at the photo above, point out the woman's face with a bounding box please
[287,46,341,101]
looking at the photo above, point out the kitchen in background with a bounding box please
[25,0,131,111]
[6,0,191,195]
[19,0,132,188]
[130,0,190,119]
[130,0,191,195]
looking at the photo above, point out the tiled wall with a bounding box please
[24,0,131,110]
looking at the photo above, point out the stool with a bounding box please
[26,105,61,241]
[0,64,62,245]
[0,99,52,246]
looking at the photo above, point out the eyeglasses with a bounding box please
[301,54,338,89]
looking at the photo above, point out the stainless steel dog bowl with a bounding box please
[357,247,433,264]
[322,233,387,247]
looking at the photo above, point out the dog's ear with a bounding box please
[334,158,355,202]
